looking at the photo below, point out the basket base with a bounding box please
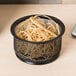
[15,52,60,65]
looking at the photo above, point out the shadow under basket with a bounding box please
[11,15,65,65]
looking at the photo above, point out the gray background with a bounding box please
[0,0,62,4]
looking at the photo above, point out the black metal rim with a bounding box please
[16,51,60,65]
[11,14,65,44]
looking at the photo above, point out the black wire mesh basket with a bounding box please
[11,15,65,65]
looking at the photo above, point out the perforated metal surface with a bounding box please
[14,37,61,62]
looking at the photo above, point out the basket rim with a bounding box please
[11,14,65,44]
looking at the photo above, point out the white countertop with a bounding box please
[0,5,76,76]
